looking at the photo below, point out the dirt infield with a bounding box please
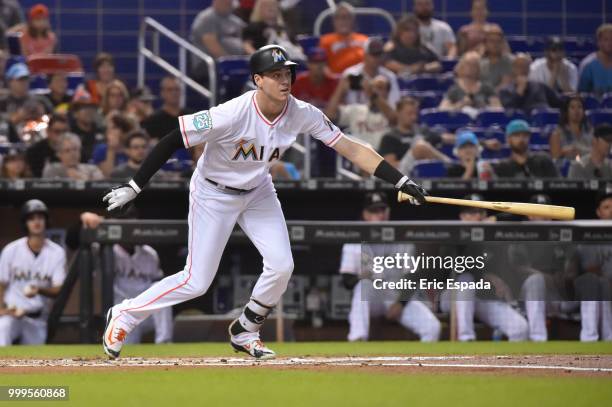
[2,355,612,377]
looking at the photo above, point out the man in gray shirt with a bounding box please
[190,0,247,59]
[568,124,612,179]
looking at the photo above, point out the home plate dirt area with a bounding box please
[2,355,612,376]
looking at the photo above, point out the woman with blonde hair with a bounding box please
[243,0,304,59]
[101,79,130,117]
[439,51,501,112]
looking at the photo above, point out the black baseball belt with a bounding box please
[205,178,255,195]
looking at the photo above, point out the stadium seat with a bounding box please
[580,94,600,111]
[6,32,21,56]
[475,109,527,128]
[216,56,250,103]
[410,160,447,178]
[472,127,506,144]
[531,108,560,127]
[296,35,320,54]
[507,36,544,54]
[563,37,596,58]
[601,94,612,109]
[29,75,49,94]
[587,109,612,126]
[439,144,455,159]
[419,109,471,131]
[481,146,511,159]
[440,58,458,73]
[401,91,442,109]
[27,54,83,75]
[399,74,454,92]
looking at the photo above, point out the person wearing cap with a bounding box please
[529,36,578,93]
[1,62,34,115]
[339,192,441,342]
[291,47,339,109]
[127,86,155,124]
[0,199,66,346]
[379,96,452,170]
[325,74,395,150]
[568,124,612,179]
[384,15,441,78]
[69,86,104,163]
[578,24,612,95]
[413,0,457,58]
[499,53,551,114]
[438,194,529,341]
[492,119,559,178]
[446,130,483,179]
[549,95,593,160]
[341,36,401,106]
[8,3,56,57]
[318,2,368,74]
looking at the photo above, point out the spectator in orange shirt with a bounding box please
[318,2,368,74]
[12,3,57,56]
[86,53,116,105]
[291,47,338,109]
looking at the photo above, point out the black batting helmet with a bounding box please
[249,45,298,84]
[21,199,49,225]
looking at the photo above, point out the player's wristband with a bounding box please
[373,160,406,187]
[128,179,142,194]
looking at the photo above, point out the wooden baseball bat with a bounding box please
[398,192,575,220]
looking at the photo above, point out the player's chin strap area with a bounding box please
[231,298,274,335]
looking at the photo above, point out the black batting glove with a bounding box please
[398,177,428,205]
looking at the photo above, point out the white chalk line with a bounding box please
[1,356,611,372]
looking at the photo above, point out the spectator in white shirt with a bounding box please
[529,37,578,93]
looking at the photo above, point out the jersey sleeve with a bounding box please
[339,244,360,275]
[178,104,234,148]
[0,246,11,285]
[303,104,344,147]
[51,248,66,287]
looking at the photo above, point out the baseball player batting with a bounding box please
[102,44,428,359]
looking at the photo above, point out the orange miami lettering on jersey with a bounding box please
[232,139,280,162]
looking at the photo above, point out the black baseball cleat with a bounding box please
[228,319,276,359]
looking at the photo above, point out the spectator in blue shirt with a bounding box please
[578,24,612,95]
[92,112,136,177]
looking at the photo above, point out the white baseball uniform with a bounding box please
[0,237,66,346]
[113,244,173,344]
[575,244,612,342]
[440,273,529,341]
[111,90,344,331]
[339,243,441,342]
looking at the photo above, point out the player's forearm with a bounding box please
[335,136,384,174]
[131,128,184,190]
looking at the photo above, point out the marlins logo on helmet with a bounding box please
[271,49,286,62]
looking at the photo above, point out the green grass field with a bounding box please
[2,342,612,407]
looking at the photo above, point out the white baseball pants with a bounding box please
[0,315,47,346]
[347,280,441,342]
[113,173,293,331]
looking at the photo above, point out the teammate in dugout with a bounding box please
[0,200,66,346]
[101,45,428,359]
[340,192,440,342]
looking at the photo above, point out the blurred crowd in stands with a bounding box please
[0,0,611,182]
